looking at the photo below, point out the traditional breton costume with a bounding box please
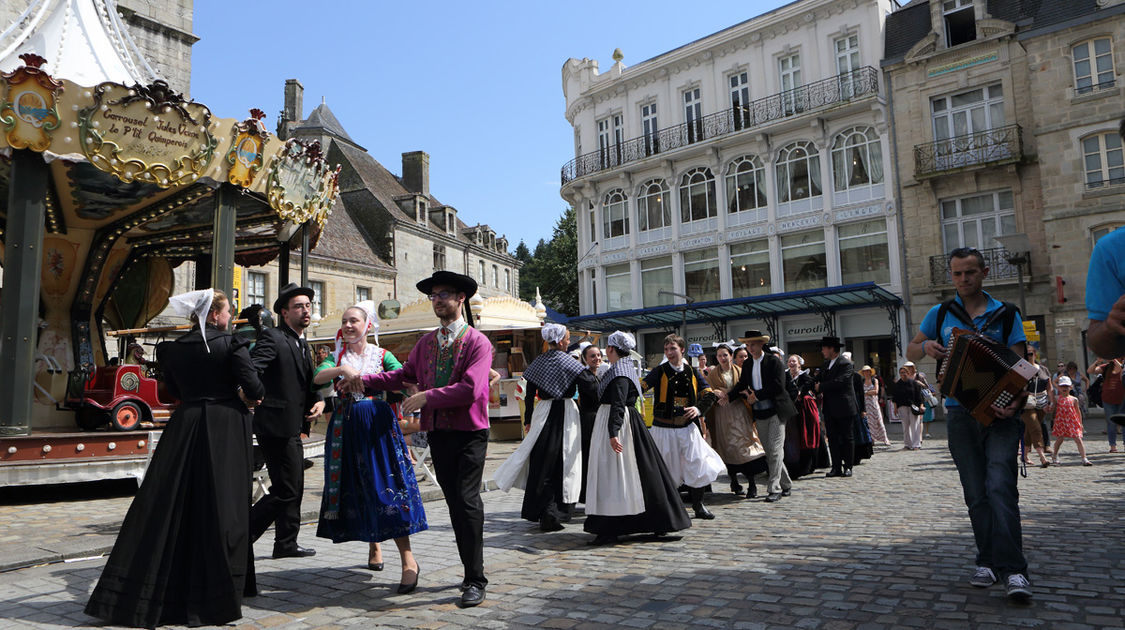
[584,332,691,543]
[572,342,601,504]
[495,324,586,530]
[704,341,767,497]
[86,290,263,628]
[316,301,427,545]
[643,355,725,519]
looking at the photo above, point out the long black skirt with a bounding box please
[521,400,568,522]
[85,401,254,628]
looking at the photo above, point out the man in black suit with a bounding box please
[249,283,324,558]
[726,330,797,502]
[816,336,856,478]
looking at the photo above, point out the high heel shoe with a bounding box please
[397,564,420,594]
[367,561,384,571]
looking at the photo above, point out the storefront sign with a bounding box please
[1,54,63,152]
[784,318,829,341]
[777,215,821,233]
[78,80,217,188]
[602,251,629,263]
[728,226,765,241]
[834,203,883,222]
[680,235,716,250]
[637,243,670,257]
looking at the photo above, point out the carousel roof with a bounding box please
[0,0,160,87]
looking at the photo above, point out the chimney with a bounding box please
[279,79,304,139]
[402,151,429,196]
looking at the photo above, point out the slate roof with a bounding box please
[306,195,393,272]
[291,102,363,149]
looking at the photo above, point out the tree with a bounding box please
[515,208,579,315]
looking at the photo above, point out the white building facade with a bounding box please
[560,0,906,371]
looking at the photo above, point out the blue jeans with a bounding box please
[945,406,1028,578]
[1105,401,1124,446]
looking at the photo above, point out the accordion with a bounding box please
[938,328,1037,426]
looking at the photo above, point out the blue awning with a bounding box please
[566,282,901,332]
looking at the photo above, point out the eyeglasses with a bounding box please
[428,291,456,301]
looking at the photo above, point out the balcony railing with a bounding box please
[914,124,1023,178]
[561,66,879,185]
[928,247,1028,286]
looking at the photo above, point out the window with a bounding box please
[417,199,427,224]
[588,202,597,243]
[940,190,1016,251]
[730,239,770,297]
[781,229,827,291]
[1083,132,1125,188]
[602,189,630,242]
[643,331,670,371]
[683,248,720,303]
[931,84,1006,169]
[641,102,659,156]
[492,265,498,288]
[684,87,702,144]
[597,117,614,168]
[574,128,581,157]
[504,269,511,293]
[613,114,624,147]
[356,286,371,303]
[605,263,632,311]
[637,179,672,236]
[309,280,324,319]
[1093,224,1123,244]
[730,71,750,129]
[479,259,486,281]
[678,167,717,223]
[725,156,767,223]
[433,244,446,270]
[247,271,266,307]
[943,0,976,47]
[832,126,884,205]
[776,141,822,211]
[838,219,890,285]
[835,33,860,98]
[779,53,802,114]
[1074,38,1115,94]
[640,256,674,307]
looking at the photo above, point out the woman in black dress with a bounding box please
[86,289,264,628]
[575,343,602,504]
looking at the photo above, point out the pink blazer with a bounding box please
[362,326,492,432]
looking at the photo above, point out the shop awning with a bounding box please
[566,282,902,338]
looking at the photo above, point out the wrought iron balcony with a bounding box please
[928,247,1028,286]
[914,124,1023,178]
[561,66,879,185]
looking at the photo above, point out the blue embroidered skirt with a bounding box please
[316,398,427,543]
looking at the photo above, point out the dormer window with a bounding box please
[418,199,428,224]
[943,0,975,47]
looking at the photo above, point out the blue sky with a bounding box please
[191,0,791,252]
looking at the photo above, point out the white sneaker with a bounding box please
[1006,573,1032,601]
[969,566,997,588]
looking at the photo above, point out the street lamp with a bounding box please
[994,233,1031,314]
[658,289,695,337]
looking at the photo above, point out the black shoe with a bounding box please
[460,585,485,607]
[303,458,315,470]
[842,468,853,478]
[825,470,843,478]
[730,483,745,496]
[273,545,316,559]
[781,488,791,497]
[764,492,782,503]
[367,562,384,571]
[539,517,564,532]
[397,565,420,594]
[693,504,715,519]
[589,533,619,546]
[746,485,758,499]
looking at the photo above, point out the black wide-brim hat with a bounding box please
[274,282,316,313]
[818,335,843,349]
[739,329,770,343]
[416,270,478,299]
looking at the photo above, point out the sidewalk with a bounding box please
[0,432,520,572]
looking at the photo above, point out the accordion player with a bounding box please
[938,328,1038,426]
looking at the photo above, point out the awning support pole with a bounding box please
[278,242,290,288]
[210,183,237,299]
[300,222,309,287]
[0,150,48,436]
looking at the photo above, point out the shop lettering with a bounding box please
[786,325,827,336]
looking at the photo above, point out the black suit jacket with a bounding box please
[818,355,857,419]
[251,324,321,438]
[730,353,799,422]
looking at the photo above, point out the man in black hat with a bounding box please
[346,270,493,607]
[815,336,857,478]
[248,283,324,558]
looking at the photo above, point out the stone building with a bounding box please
[560,0,906,372]
[883,0,1125,367]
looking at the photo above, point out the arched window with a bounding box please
[724,155,767,214]
[678,167,717,223]
[1081,131,1124,189]
[602,189,629,239]
[636,179,671,232]
[775,141,821,203]
[832,126,883,190]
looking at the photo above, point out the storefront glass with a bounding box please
[683,247,720,302]
[730,239,770,297]
[641,256,674,307]
[838,219,890,285]
[605,263,632,311]
[781,229,827,291]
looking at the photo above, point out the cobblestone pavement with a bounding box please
[1,421,1123,629]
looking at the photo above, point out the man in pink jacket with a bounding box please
[351,270,492,607]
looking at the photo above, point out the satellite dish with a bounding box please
[378,299,401,320]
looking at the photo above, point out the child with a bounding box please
[1051,376,1092,466]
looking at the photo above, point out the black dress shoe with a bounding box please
[693,505,715,520]
[397,565,420,594]
[764,492,782,502]
[539,517,564,532]
[460,585,485,607]
[730,483,745,496]
[273,545,316,559]
[589,533,619,546]
[367,562,384,571]
[781,488,791,497]
[842,468,853,477]
[825,470,843,478]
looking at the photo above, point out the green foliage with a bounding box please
[514,207,579,316]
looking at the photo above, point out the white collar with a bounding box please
[441,317,466,336]
[668,360,685,372]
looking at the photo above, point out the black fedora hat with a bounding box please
[818,335,843,349]
[416,270,477,299]
[273,282,315,313]
[739,329,770,343]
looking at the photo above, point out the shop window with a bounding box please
[683,248,720,303]
[730,239,771,297]
[781,229,827,292]
[605,263,632,311]
[838,219,890,285]
[641,256,674,307]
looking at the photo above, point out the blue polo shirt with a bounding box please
[1086,227,1125,322]
[919,291,1026,408]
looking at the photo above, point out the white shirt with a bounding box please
[751,353,765,390]
[828,357,838,371]
[437,317,466,349]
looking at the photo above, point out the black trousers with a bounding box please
[429,428,489,589]
[249,435,304,551]
[825,414,855,471]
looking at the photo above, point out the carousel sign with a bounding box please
[225,108,269,187]
[266,138,340,226]
[0,54,63,152]
[77,80,217,188]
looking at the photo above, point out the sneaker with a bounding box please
[1005,573,1032,601]
[969,566,997,588]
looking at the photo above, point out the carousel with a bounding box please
[0,7,340,483]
